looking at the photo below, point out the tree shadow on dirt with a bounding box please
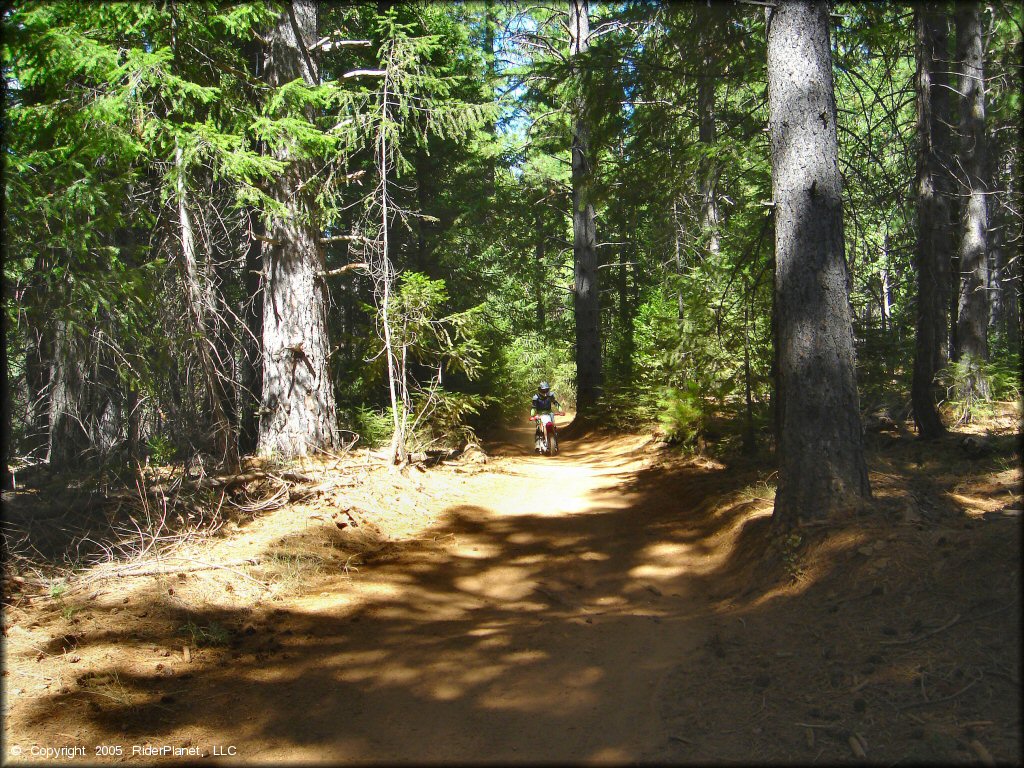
[10,428,1022,763]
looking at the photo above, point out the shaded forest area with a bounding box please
[1,0,1022,763]
[3,0,1022,494]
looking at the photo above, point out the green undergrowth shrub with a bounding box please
[986,336,1023,402]
[407,388,487,450]
[348,407,393,449]
[658,382,706,447]
[593,384,661,431]
[938,340,1023,424]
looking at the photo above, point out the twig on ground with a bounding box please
[969,740,996,766]
[896,677,981,711]
[882,600,1017,646]
[848,734,867,758]
[80,557,265,585]
[881,613,961,646]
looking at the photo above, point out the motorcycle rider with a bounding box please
[530,381,565,452]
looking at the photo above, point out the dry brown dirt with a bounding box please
[2,415,1021,765]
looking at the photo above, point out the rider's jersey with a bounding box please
[532,393,560,413]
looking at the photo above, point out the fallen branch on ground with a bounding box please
[83,557,263,584]
[882,600,1016,646]
[881,613,961,645]
[896,676,981,711]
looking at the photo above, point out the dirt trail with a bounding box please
[241,428,718,764]
[5,428,751,764]
[5,420,1021,764]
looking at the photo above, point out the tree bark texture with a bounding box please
[911,5,951,439]
[569,0,603,412]
[953,4,990,373]
[259,0,340,457]
[766,0,871,527]
[23,322,52,459]
[47,318,89,469]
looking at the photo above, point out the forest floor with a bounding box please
[2,408,1021,765]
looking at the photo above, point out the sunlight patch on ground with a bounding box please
[591,595,628,607]
[455,566,538,601]
[471,634,511,650]
[629,562,690,580]
[449,541,502,559]
[507,532,541,545]
[477,665,598,713]
[642,540,694,560]
[509,553,549,566]
[587,746,635,764]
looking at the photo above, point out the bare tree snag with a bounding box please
[174,142,239,471]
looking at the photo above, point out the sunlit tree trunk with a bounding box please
[258,0,340,457]
[911,3,951,439]
[569,0,603,412]
[766,0,871,528]
[952,3,990,399]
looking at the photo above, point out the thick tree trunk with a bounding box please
[766,0,871,528]
[569,0,603,412]
[953,3,990,398]
[483,0,497,199]
[912,5,951,439]
[23,323,51,459]
[259,0,340,457]
[47,318,89,469]
[84,330,124,457]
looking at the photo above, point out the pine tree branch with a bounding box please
[312,37,372,52]
[322,263,369,277]
[343,69,387,79]
[321,234,368,243]
[253,233,285,246]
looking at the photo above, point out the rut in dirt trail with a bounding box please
[174,429,743,763]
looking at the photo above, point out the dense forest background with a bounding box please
[3,0,1021,490]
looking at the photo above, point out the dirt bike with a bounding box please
[530,412,565,456]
